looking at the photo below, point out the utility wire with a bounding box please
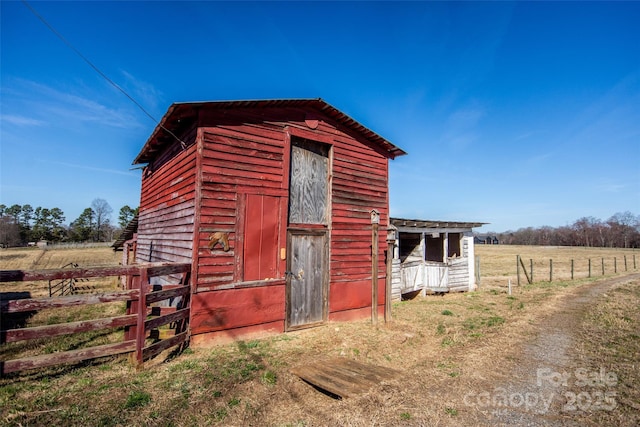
[21,0,187,149]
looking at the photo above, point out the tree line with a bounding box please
[0,199,138,247]
[486,211,640,248]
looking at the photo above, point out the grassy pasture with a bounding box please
[0,246,120,298]
[475,244,639,288]
[0,245,638,426]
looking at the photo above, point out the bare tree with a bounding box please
[91,198,113,242]
[493,212,639,248]
[608,211,639,248]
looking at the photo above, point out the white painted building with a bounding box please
[389,218,486,300]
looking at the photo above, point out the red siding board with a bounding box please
[329,306,373,323]
[190,286,285,334]
[202,137,284,158]
[201,165,282,184]
[203,149,283,170]
[202,173,283,188]
[333,147,387,168]
[333,164,388,183]
[198,208,237,220]
[329,280,372,312]
[204,128,284,150]
[191,321,285,347]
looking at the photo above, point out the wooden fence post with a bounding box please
[549,259,553,282]
[385,229,394,324]
[588,259,592,278]
[634,255,637,269]
[614,257,617,273]
[571,259,574,280]
[602,258,605,276]
[624,255,627,271]
[370,210,379,325]
[125,273,140,342]
[517,256,532,285]
[135,267,148,368]
[517,255,521,286]
[530,259,534,283]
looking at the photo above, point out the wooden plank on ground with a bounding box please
[290,358,398,398]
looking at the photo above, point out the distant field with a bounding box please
[0,246,119,270]
[0,246,120,298]
[475,244,639,288]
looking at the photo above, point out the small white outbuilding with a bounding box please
[389,218,486,300]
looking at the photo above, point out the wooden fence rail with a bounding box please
[1,262,191,375]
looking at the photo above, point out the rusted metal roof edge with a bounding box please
[111,213,139,250]
[390,217,487,230]
[133,98,407,164]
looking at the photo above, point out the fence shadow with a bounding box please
[0,292,36,340]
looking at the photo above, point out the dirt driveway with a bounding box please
[467,273,640,426]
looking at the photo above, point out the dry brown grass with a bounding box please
[476,244,639,288]
[0,246,120,298]
[1,246,639,426]
[566,281,640,427]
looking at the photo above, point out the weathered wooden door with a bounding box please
[286,138,329,330]
[287,231,328,328]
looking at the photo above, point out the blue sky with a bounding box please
[1,1,638,232]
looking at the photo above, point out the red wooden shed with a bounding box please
[132,99,406,346]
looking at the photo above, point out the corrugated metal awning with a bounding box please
[111,213,139,251]
[390,217,487,232]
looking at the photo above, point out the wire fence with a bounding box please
[516,254,638,285]
[42,242,113,250]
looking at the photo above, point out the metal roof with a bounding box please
[111,213,139,251]
[390,217,487,231]
[133,98,407,164]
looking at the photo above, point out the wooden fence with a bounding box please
[0,262,191,375]
[516,254,638,285]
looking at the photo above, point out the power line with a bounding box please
[21,0,187,149]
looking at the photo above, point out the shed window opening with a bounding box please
[425,234,445,262]
[447,233,461,258]
[398,233,421,262]
[424,233,462,263]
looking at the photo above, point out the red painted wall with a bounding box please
[138,105,393,339]
[137,139,197,265]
